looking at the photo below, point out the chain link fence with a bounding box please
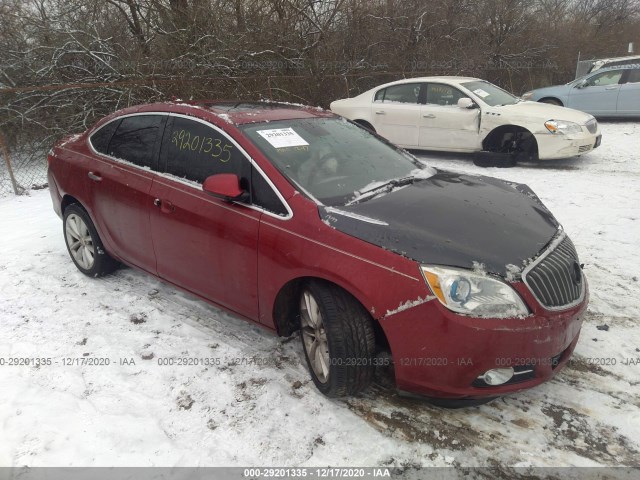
[0,138,49,196]
[0,65,571,197]
[0,72,394,198]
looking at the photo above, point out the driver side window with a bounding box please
[161,116,250,184]
[426,84,466,106]
[160,116,287,215]
[585,71,623,87]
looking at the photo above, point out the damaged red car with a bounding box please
[48,101,587,406]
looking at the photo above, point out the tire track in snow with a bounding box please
[95,267,640,466]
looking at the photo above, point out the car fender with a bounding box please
[531,85,571,105]
[256,197,431,332]
[479,110,542,140]
[330,101,372,125]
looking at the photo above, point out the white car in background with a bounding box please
[330,77,602,164]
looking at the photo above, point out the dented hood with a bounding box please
[494,101,594,124]
[319,170,560,277]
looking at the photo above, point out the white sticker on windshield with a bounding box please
[473,88,490,98]
[256,128,309,148]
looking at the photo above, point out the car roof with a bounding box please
[590,55,640,67]
[594,63,640,73]
[118,100,334,126]
[367,76,483,92]
[377,76,482,85]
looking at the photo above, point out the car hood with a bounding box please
[494,101,592,123]
[319,171,560,277]
[531,84,572,97]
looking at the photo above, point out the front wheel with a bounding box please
[63,204,118,277]
[299,281,375,397]
[539,98,562,106]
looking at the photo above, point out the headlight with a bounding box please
[421,265,529,318]
[521,92,533,100]
[544,120,582,134]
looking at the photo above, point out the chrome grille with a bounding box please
[523,234,585,310]
[585,118,598,134]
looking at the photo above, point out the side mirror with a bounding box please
[575,79,588,89]
[457,97,476,109]
[202,174,246,201]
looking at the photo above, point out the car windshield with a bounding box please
[461,80,519,106]
[240,117,435,206]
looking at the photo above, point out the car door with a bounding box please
[617,68,640,116]
[88,114,166,273]
[370,83,423,147]
[567,69,623,115]
[149,115,263,319]
[419,83,480,151]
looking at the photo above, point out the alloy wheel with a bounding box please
[300,290,331,383]
[65,213,95,270]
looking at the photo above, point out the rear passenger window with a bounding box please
[108,115,163,168]
[90,120,120,155]
[375,83,422,104]
[162,117,250,184]
[626,69,640,84]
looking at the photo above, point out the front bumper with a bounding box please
[535,129,602,160]
[381,280,588,399]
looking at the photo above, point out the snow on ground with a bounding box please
[0,122,639,469]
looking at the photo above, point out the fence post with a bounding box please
[0,131,20,195]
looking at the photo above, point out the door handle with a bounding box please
[375,110,386,115]
[160,200,175,213]
[605,86,618,90]
[423,114,436,118]
[87,172,102,182]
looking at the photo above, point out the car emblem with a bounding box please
[571,261,582,285]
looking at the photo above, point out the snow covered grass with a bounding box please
[0,122,639,468]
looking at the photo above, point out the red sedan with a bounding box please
[48,101,587,406]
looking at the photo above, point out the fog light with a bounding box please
[480,368,514,386]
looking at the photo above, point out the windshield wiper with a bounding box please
[346,175,417,206]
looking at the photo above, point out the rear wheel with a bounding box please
[63,204,118,277]
[299,281,375,397]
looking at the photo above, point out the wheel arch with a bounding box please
[61,194,83,213]
[60,194,119,262]
[353,119,375,132]
[272,276,390,351]
[482,124,539,159]
[538,97,564,106]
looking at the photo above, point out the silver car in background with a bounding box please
[522,65,640,118]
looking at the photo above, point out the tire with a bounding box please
[63,203,118,277]
[539,98,562,106]
[473,151,516,168]
[299,280,375,397]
